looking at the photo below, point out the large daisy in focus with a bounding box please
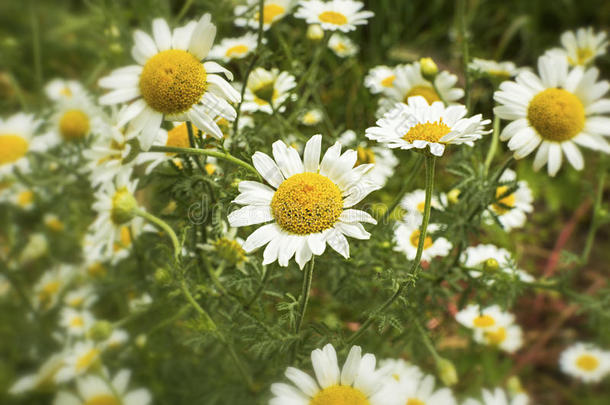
[366,96,490,157]
[0,113,44,177]
[269,343,397,405]
[493,52,610,176]
[235,0,294,31]
[98,16,240,150]
[228,135,379,269]
[295,0,374,32]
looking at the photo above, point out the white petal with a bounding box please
[138,111,163,150]
[562,141,584,170]
[303,135,322,172]
[326,230,349,259]
[188,106,223,139]
[272,140,304,178]
[307,233,326,256]
[252,152,284,188]
[99,88,140,105]
[203,61,234,81]
[227,206,273,227]
[340,346,361,386]
[285,367,319,397]
[339,209,377,224]
[188,14,216,60]
[133,30,158,59]
[242,223,280,252]
[547,143,563,176]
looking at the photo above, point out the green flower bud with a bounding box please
[87,320,113,342]
[110,188,137,224]
[154,268,172,285]
[436,357,458,386]
[483,258,500,272]
[307,24,324,41]
[420,57,439,81]
[448,188,461,204]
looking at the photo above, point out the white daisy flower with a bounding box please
[366,96,491,157]
[241,67,297,114]
[338,130,398,187]
[379,358,423,384]
[559,342,610,383]
[33,265,76,311]
[45,79,88,102]
[365,65,396,94]
[235,0,295,31]
[469,58,526,79]
[102,328,130,350]
[474,324,524,353]
[269,343,398,405]
[551,27,608,67]
[462,244,534,283]
[55,341,103,383]
[198,227,248,269]
[2,182,36,210]
[63,285,98,309]
[377,62,464,115]
[209,32,260,62]
[0,113,45,177]
[455,304,514,332]
[399,189,445,217]
[493,52,610,176]
[128,293,153,313]
[9,352,65,394]
[46,94,107,144]
[98,16,240,150]
[301,108,324,126]
[484,169,533,231]
[395,373,457,405]
[295,0,374,32]
[328,33,359,57]
[463,388,530,405]
[54,369,151,405]
[393,214,452,262]
[59,308,95,336]
[17,233,49,266]
[228,135,379,269]
[105,217,154,264]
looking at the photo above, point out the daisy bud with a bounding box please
[110,189,137,224]
[88,320,113,342]
[307,24,324,41]
[436,357,458,386]
[420,57,439,81]
[135,334,147,348]
[483,258,499,272]
[507,376,524,395]
[448,188,461,204]
[154,268,172,286]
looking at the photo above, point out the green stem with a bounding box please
[148,145,261,180]
[379,155,424,224]
[413,316,441,361]
[186,121,207,174]
[484,116,500,174]
[134,208,180,262]
[180,279,217,331]
[581,157,607,265]
[458,0,471,112]
[176,0,194,21]
[432,81,449,106]
[245,265,272,309]
[291,258,315,362]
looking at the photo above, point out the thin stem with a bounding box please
[413,316,440,361]
[379,155,424,224]
[458,0,471,112]
[245,265,272,309]
[134,208,180,262]
[149,145,261,180]
[176,0,194,21]
[432,81,449,106]
[581,157,607,264]
[290,258,315,362]
[484,115,500,173]
[186,121,207,174]
[180,279,217,331]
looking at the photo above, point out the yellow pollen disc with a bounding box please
[309,385,370,405]
[225,44,249,58]
[407,399,426,405]
[84,395,120,405]
[139,49,207,115]
[356,146,376,166]
[576,354,599,371]
[256,4,286,24]
[492,185,516,215]
[120,226,132,247]
[409,229,433,249]
[318,11,348,26]
[70,316,84,327]
[473,314,495,328]
[484,327,507,345]
[76,348,99,371]
[403,121,451,144]
[88,262,107,278]
[214,238,246,265]
[204,163,216,175]
[569,48,594,66]
[166,123,201,154]
[381,75,396,87]
[271,172,343,235]
[69,297,85,307]
[18,190,34,207]
[416,201,425,213]
[0,134,29,165]
[527,88,585,142]
[60,87,73,97]
[59,109,90,141]
[405,85,441,104]
[38,281,60,304]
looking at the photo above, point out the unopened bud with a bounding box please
[307,24,324,41]
[507,376,524,395]
[483,258,499,272]
[88,320,113,342]
[110,188,137,224]
[420,57,439,81]
[436,357,458,386]
[448,188,461,204]
[154,268,172,286]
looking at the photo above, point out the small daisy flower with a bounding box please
[0,113,44,177]
[463,388,530,405]
[98,16,240,150]
[209,32,260,62]
[128,292,153,313]
[198,227,248,269]
[55,341,103,383]
[552,27,608,67]
[559,342,610,383]
[365,66,396,94]
[474,324,524,353]
[494,52,610,176]
[235,0,294,31]
[269,343,398,405]
[300,108,324,126]
[228,135,379,269]
[393,214,452,262]
[241,67,297,114]
[33,265,76,310]
[379,358,423,384]
[47,95,106,144]
[3,183,36,210]
[328,33,359,57]
[59,308,95,336]
[462,244,534,283]
[295,0,374,33]
[102,328,130,350]
[54,369,152,405]
[377,62,464,115]
[455,304,514,332]
[399,189,446,217]
[366,96,491,157]
[45,79,87,101]
[469,58,526,80]
[395,374,457,405]
[484,169,533,231]
[63,285,98,309]
[338,130,398,187]
[9,352,65,394]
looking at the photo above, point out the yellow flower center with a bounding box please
[569,48,595,66]
[18,190,34,207]
[59,109,90,141]
[492,185,516,215]
[60,87,73,97]
[88,262,107,278]
[166,122,200,151]
[381,75,396,87]
[473,314,495,328]
[139,49,207,115]
[256,4,286,24]
[407,399,426,405]
[356,146,375,166]
[0,134,29,165]
[416,201,425,213]
[318,11,348,26]
[403,121,451,144]
[409,229,433,249]
[214,238,246,265]
[46,217,64,232]
[70,316,84,328]
[309,385,370,405]
[84,395,120,405]
[76,348,99,371]
[205,163,217,175]
[38,281,60,304]
[225,44,249,58]
[527,88,585,142]
[484,327,507,345]
[113,226,132,252]
[576,354,600,371]
[405,85,441,104]
[69,297,85,307]
[271,172,343,235]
